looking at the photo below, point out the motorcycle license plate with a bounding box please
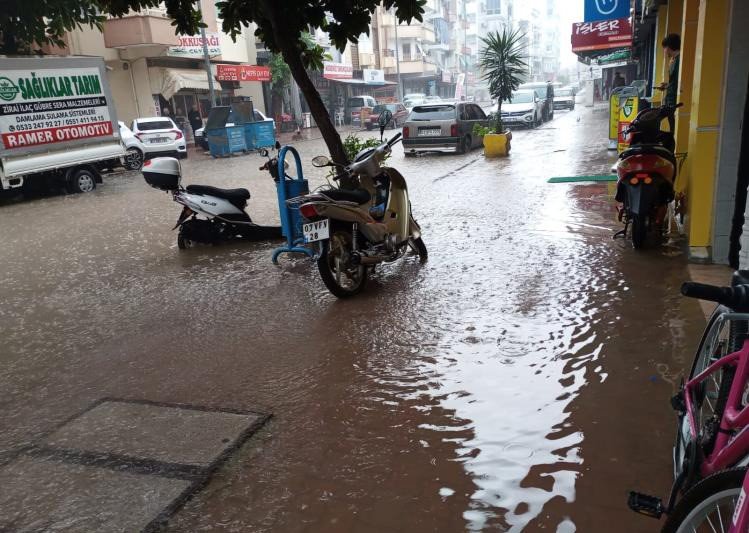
[303,219,329,243]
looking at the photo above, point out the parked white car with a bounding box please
[492,90,545,129]
[194,109,275,151]
[131,117,187,159]
[118,121,147,170]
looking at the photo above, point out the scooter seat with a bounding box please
[322,188,371,204]
[186,184,250,201]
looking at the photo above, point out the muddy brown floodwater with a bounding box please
[0,105,708,531]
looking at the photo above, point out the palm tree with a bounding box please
[478,29,528,133]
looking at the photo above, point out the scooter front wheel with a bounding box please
[317,230,368,298]
[177,226,196,249]
[408,237,428,263]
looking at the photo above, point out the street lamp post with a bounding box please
[393,11,403,102]
[196,1,217,107]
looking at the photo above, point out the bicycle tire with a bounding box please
[662,468,746,533]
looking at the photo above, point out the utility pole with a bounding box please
[393,10,403,102]
[197,1,217,107]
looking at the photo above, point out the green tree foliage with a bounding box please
[1,0,427,166]
[478,29,527,133]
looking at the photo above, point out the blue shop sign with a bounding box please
[584,0,630,22]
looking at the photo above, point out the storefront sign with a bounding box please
[454,73,465,101]
[363,69,385,84]
[441,71,451,83]
[323,62,353,80]
[216,64,271,82]
[169,33,222,58]
[609,93,620,141]
[0,67,113,151]
[584,0,630,22]
[572,18,632,53]
[617,96,639,153]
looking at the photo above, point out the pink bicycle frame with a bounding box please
[731,472,749,532]
[684,339,749,476]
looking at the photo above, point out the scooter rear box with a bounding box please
[143,158,181,191]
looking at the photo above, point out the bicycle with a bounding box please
[629,281,749,531]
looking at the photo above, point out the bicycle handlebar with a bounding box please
[681,282,749,311]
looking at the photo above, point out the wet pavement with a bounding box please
[0,104,709,531]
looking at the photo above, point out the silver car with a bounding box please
[402,102,490,155]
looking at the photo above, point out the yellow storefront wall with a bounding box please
[674,0,699,174]
[653,6,668,98]
[686,0,729,254]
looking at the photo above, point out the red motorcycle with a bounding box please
[614,104,682,249]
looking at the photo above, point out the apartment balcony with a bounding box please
[380,14,435,43]
[103,10,180,48]
[391,59,438,75]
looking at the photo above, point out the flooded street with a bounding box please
[0,106,708,531]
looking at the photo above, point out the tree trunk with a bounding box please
[261,0,348,168]
[280,46,347,165]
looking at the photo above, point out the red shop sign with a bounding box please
[571,17,633,52]
[216,64,271,82]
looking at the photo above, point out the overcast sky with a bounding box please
[557,0,585,69]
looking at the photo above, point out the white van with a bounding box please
[347,95,376,126]
[0,56,125,193]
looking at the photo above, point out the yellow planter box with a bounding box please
[483,131,512,157]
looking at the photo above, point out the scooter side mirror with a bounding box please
[379,109,393,140]
[312,155,331,167]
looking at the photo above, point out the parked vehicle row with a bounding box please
[144,111,426,299]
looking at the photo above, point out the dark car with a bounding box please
[402,102,490,155]
[366,103,409,130]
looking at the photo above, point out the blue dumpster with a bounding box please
[244,120,276,149]
[204,106,248,158]
[207,125,247,157]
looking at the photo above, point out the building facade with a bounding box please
[46,1,266,139]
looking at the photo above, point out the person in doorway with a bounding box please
[612,71,626,89]
[162,106,171,118]
[188,105,203,137]
[657,33,681,132]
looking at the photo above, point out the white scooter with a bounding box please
[293,111,427,298]
[143,157,281,249]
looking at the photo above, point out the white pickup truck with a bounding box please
[0,56,125,193]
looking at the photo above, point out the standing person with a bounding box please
[612,71,626,89]
[188,105,203,138]
[657,33,681,132]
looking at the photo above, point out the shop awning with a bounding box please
[160,68,213,100]
[331,78,397,86]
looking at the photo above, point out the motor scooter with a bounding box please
[280,110,427,298]
[142,157,281,248]
[614,103,682,249]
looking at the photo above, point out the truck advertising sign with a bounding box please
[0,67,113,152]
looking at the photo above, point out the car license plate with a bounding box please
[419,128,441,136]
[150,137,168,144]
[303,219,329,243]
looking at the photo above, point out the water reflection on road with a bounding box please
[0,107,707,531]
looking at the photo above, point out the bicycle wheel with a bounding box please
[662,468,746,533]
[674,354,736,490]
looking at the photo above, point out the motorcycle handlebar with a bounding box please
[681,282,749,310]
[388,132,402,145]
